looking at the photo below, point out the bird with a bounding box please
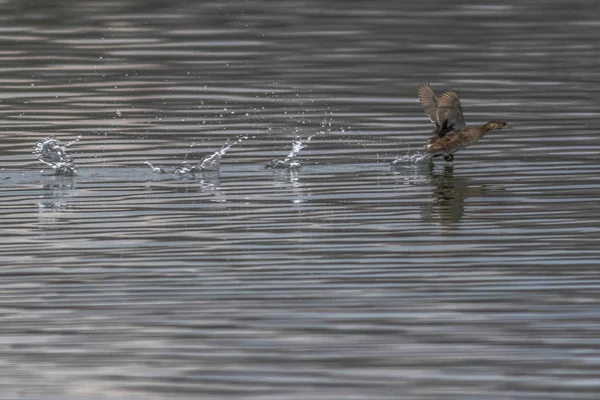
[417,83,511,162]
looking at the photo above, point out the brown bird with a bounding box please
[417,83,511,161]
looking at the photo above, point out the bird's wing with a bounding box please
[436,90,467,131]
[417,83,440,129]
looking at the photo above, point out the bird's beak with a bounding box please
[505,125,513,129]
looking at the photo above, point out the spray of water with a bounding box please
[146,135,248,175]
[391,151,431,166]
[33,136,80,176]
[144,161,166,174]
[266,136,307,169]
[266,114,333,170]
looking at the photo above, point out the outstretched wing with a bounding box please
[417,83,439,130]
[436,90,467,134]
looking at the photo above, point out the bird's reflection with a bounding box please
[421,165,466,225]
[420,164,496,228]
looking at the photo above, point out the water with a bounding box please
[266,136,312,169]
[391,151,431,165]
[2,1,600,399]
[144,135,249,174]
[266,114,333,169]
[32,136,79,176]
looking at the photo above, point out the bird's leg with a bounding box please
[443,154,454,162]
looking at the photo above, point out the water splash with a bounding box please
[33,136,80,176]
[266,113,333,169]
[146,135,248,175]
[144,161,166,174]
[266,137,306,169]
[391,151,431,166]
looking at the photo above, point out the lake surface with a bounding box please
[1,0,600,398]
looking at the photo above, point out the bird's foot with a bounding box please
[443,154,454,162]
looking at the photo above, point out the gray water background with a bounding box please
[1,1,600,398]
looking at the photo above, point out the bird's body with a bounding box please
[417,83,510,161]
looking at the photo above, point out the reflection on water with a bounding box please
[197,172,224,198]
[1,0,600,398]
[37,178,76,225]
[422,165,466,226]
[422,164,481,227]
[269,168,309,204]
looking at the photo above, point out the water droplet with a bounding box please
[33,137,77,176]
[391,152,431,165]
